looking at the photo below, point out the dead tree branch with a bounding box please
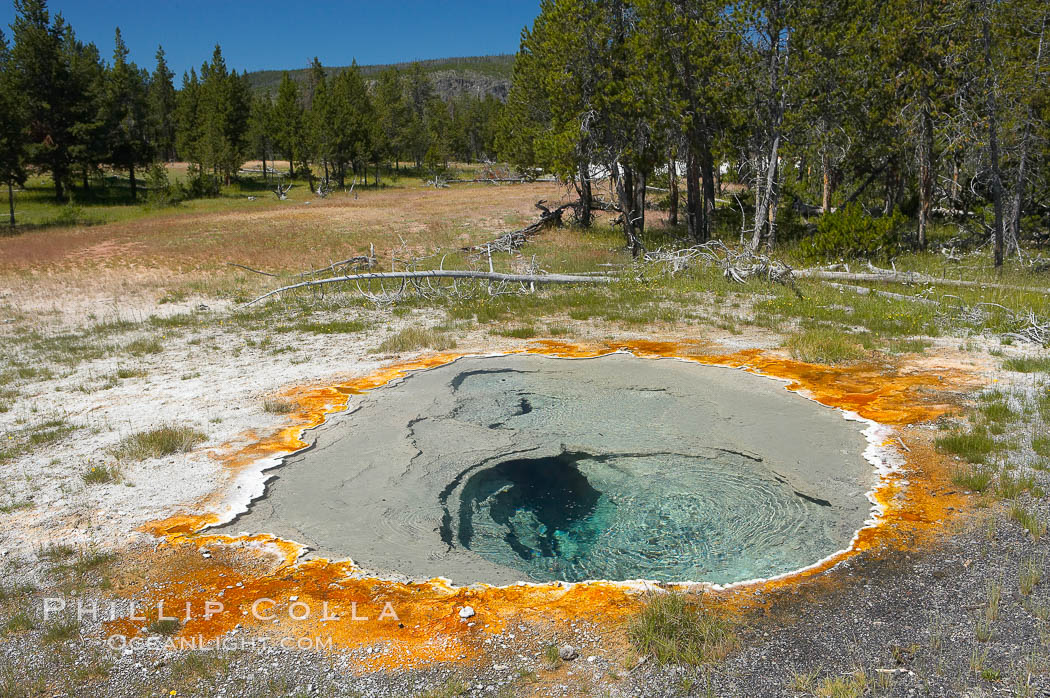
[245,270,612,306]
[645,240,799,294]
[464,200,574,255]
[227,263,277,277]
[795,268,1050,295]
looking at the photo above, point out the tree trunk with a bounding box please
[635,170,647,236]
[129,163,137,201]
[982,4,1005,268]
[668,152,678,227]
[883,161,897,216]
[614,163,641,256]
[767,158,781,248]
[55,171,65,202]
[821,148,832,213]
[288,152,295,178]
[262,153,267,180]
[916,97,933,250]
[685,149,703,241]
[751,133,781,249]
[7,182,14,227]
[700,144,716,240]
[577,161,593,228]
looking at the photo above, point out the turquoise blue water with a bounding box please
[452,449,839,584]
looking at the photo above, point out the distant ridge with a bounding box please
[245,54,515,101]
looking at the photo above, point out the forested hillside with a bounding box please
[245,54,514,100]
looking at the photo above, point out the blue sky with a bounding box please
[1,1,540,76]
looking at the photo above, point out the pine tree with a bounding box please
[9,0,84,200]
[370,67,409,173]
[248,95,275,179]
[272,72,304,177]
[0,29,28,225]
[149,46,177,162]
[326,62,372,187]
[305,59,330,186]
[104,28,151,200]
[175,68,201,170]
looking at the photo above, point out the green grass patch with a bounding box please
[1009,504,1047,540]
[886,337,932,354]
[952,466,995,493]
[1033,436,1050,459]
[936,427,1002,464]
[148,313,201,329]
[114,367,148,379]
[3,612,35,635]
[42,619,79,644]
[996,470,1042,499]
[124,337,163,356]
[374,326,457,354]
[82,465,119,485]
[627,593,739,666]
[979,401,1019,425]
[1003,357,1050,374]
[147,618,181,636]
[110,425,206,461]
[0,499,32,514]
[492,326,538,339]
[276,319,368,334]
[71,551,115,575]
[784,327,867,364]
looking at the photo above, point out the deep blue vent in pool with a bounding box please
[455,452,606,562]
[442,447,840,584]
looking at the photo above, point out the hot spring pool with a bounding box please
[223,354,875,585]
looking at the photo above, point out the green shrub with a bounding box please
[798,204,906,262]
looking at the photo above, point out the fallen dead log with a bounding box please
[464,200,574,254]
[820,281,940,306]
[796,269,1050,296]
[227,262,277,277]
[245,270,613,306]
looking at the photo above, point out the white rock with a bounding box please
[458,606,475,619]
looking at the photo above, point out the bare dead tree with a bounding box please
[272,177,292,200]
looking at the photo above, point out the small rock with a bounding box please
[459,606,475,619]
[558,645,578,661]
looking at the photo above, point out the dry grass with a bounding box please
[0,182,566,274]
[263,399,296,415]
